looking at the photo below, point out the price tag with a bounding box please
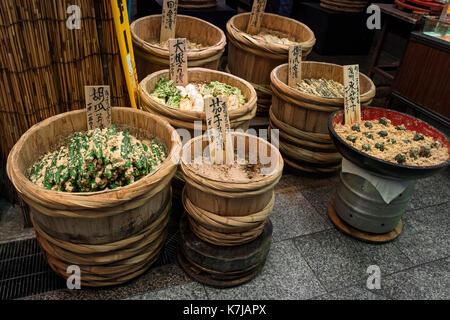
[204,96,234,164]
[343,65,361,125]
[246,0,267,35]
[85,85,111,130]
[169,38,188,86]
[288,45,302,88]
[160,0,178,43]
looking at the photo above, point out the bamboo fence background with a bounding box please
[0,0,130,210]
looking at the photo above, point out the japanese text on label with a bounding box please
[204,96,233,164]
[85,85,111,130]
[343,65,361,125]
[169,38,187,86]
[161,0,178,42]
[288,45,302,87]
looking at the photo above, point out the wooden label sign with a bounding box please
[288,45,302,87]
[343,65,361,125]
[85,85,111,130]
[169,38,188,86]
[204,96,234,164]
[160,0,178,42]
[246,0,267,34]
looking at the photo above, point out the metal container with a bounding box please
[334,172,416,234]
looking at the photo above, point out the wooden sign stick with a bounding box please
[161,0,178,43]
[85,85,111,130]
[246,0,267,35]
[204,96,234,164]
[169,38,188,86]
[343,65,361,125]
[288,45,302,88]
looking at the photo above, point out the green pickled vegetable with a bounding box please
[351,124,360,132]
[375,142,385,151]
[395,153,406,164]
[364,121,373,129]
[28,125,167,192]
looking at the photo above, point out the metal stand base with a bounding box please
[328,199,402,243]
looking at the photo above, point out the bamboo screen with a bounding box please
[0,0,130,200]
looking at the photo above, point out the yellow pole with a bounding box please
[110,0,139,109]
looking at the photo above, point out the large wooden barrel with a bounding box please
[226,13,315,115]
[7,107,182,286]
[178,214,272,288]
[179,0,217,9]
[139,67,257,133]
[180,132,283,246]
[131,15,226,81]
[269,62,375,174]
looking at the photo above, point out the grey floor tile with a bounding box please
[129,282,207,300]
[0,203,35,244]
[271,189,330,242]
[276,173,337,191]
[293,229,413,292]
[407,171,450,210]
[378,258,450,300]
[25,263,191,300]
[395,202,450,265]
[205,240,326,300]
[312,285,389,300]
[300,185,336,227]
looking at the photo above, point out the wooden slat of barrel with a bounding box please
[131,15,226,79]
[178,214,272,288]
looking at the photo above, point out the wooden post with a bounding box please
[343,65,361,125]
[246,0,267,35]
[288,45,302,88]
[204,96,234,164]
[161,0,178,43]
[169,38,188,86]
[110,0,139,109]
[85,85,111,130]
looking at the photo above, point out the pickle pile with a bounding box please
[29,125,167,192]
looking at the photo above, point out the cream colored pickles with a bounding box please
[296,78,344,98]
[29,125,167,192]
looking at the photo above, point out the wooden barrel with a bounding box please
[131,15,226,81]
[269,62,375,173]
[178,214,272,288]
[179,0,217,9]
[226,13,316,115]
[320,0,368,13]
[180,132,283,246]
[139,67,257,133]
[7,107,182,286]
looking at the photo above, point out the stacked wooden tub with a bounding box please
[178,132,283,287]
[226,13,315,115]
[7,108,181,287]
[131,15,226,80]
[269,62,376,174]
[139,67,257,198]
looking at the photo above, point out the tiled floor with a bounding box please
[4,165,449,300]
